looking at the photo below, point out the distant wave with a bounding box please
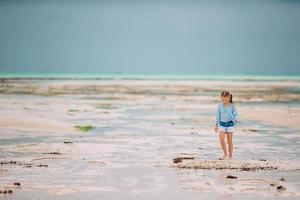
[0,73,300,81]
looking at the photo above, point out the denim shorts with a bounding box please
[220,120,234,127]
[219,121,235,133]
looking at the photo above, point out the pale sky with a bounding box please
[0,0,300,74]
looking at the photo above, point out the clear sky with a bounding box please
[0,0,299,74]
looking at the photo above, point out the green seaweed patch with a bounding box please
[68,109,79,112]
[74,125,95,132]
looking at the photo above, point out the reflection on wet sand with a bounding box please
[0,78,300,199]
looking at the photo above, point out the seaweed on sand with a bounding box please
[74,125,95,132]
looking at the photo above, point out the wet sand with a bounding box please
[0,78,300,199]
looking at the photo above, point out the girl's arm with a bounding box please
[214,104,220,133]
[215,104,221,125]
[232,104,240,123]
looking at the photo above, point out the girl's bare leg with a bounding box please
[219,132,227,160]
[227,133,233,159]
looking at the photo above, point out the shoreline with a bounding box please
[1,73,300,81]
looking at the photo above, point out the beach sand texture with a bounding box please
[0,78,300,199]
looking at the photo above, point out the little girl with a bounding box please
[214,90,239,160]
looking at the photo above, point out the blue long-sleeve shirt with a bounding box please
[215,103,239,125]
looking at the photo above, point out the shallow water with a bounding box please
[0,79,300,199]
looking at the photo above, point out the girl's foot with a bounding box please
[223,154,227,160]
[218,154,227,160]
[228,157,233,160]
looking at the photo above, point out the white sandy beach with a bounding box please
[0,78,300,199]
